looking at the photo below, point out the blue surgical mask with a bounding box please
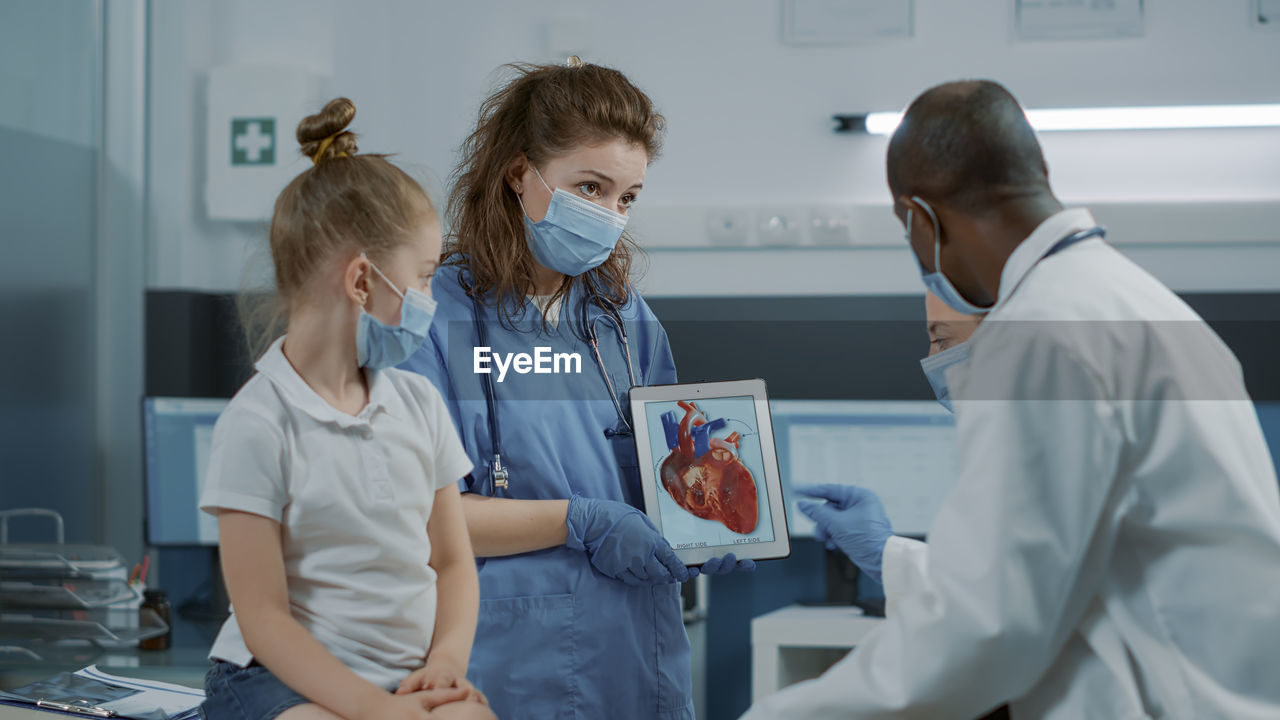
[520,166,628,276]
[919,341,970,413]
[908,197,992,315]
[356,256,437,369]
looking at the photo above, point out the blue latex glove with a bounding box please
[794,484,893,584]
[565,495,691,586]
[688,552,756,578]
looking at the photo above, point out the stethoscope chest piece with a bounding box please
[492,454,509,491]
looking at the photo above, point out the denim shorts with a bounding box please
[199,660,310,720]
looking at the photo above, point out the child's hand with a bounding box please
[364,688,470,719]
[396,659,488,706]
[396,659,466,693]
[428,699,498,720]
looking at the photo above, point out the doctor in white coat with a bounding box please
[744,80,1280,719]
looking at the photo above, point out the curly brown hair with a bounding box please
[445,61,665,328]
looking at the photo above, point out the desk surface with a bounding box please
[0,614,217,695]
[751,604,883,648]
[1,645,210,691]
[751,604,884,703]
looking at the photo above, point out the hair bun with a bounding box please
[298,97,358,163]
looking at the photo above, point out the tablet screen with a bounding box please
[641,395,777,551]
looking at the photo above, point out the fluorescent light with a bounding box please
[858,104,1280,135]
[863,112,904,134]
[1031,105,1280,131]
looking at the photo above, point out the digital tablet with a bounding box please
[630,379,791,566]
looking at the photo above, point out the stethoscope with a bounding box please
[1045,226,1106,258]
[992,224,1106,314]
[579,274,638,438]
[469,279,640,498]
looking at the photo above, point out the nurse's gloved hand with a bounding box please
[565,494,691,586]
[794,484,893,584]
[688,552,756,577]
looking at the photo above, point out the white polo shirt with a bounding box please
[200,336,472,690]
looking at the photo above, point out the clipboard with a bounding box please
[0,666,202,719]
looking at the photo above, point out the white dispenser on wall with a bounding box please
[205,65,326,221]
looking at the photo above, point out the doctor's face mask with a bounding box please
[907,198,993,316]
[519,166,629,277]
[919,341,970,413]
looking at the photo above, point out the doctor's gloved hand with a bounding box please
[794,484,893,584]
[689,552,756,577]
[566,494,692,586]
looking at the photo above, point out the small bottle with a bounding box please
[139,589,172,651]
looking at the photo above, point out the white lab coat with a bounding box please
[742,209,1280,719]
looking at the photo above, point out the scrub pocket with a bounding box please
[607,421,645,508]
[472,593,580,720]
[652,583,695,718]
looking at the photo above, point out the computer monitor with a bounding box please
[143,397,228,546]
[775,401,1280,540]
[771,400,958,539]
[780,400,1280,616]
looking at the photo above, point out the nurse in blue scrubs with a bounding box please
[402,59,751,720]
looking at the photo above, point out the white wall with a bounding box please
[0,0,98,149]
[147,0,1280,296]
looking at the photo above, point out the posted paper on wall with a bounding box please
[782,0,913,45]
[1016,0,1144,41]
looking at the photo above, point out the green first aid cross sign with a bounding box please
[231,117,276,166]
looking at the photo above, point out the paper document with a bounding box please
[0,664,203,719]
[75,665,204,717]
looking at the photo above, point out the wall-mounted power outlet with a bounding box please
[808,206,855,245]
[755,207,807,246]
[706,208,751,246]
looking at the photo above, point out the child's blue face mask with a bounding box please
[356,255,437,369]
[520,166,628,277]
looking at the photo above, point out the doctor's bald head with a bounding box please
[887,80,1052,213]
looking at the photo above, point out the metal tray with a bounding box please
[0,607,167,644]
[0,579,138,610]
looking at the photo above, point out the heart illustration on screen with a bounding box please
[657,400,759,534]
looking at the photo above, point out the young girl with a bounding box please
[199,98,494,720]
[403,60,751,720]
